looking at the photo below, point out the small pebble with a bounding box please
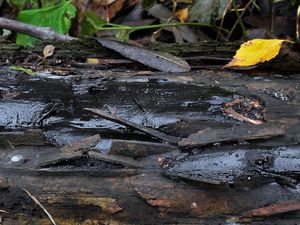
[191,202,197,209]
[10,154,24,162]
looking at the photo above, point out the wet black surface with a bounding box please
[164,146,300,188]
[0,71,234,146]
[39,156,125,170]
[0,41,300,225]
[0,70,299,190]
[0,100,49,129]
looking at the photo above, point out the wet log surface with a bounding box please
[0,40,299,224]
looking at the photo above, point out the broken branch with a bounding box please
[84,108,179,145]
[0,17,76,41]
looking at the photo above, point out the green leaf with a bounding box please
[189,0,228,24]
[16,0,76,46]
[81,11,107,35]
[115,29,134,41]
[10,66,36,76]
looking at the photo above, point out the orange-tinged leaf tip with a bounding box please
[224,39,292,68]
[174,8,189,23]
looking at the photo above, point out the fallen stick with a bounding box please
[239,200,300,220]
[179,121,287,148]
[0,17,76,41]
[23,189,57,225]
[61,134,101,155]
[35,135,101,168]
[223,108,263,125]
[84,108,179,145]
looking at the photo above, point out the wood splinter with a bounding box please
[84,107,179,145]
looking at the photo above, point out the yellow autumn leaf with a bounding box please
[224,39,291,68]
[175,8,189,23]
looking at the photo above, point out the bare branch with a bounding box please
[0,17,76,41]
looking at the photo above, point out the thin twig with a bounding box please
[222,108,263,125]
[105,0,110,22]
[84,107,179,144]
[226,0,255,40]
[216,0,233,41]
[94,22,214,31]
[0,17,76,41]
[232,0,247,37]
[23,189,57,225]
[297,5,300,42]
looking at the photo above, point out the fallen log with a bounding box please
[0,41,298,224]
[0,167,299,225]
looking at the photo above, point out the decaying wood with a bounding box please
[35,135,101,168]
[239,200,300,220]
[61,134,101,155]
[0,129,45,147]
[88,151,142,168]
[30,150,83,169]
[150,41,240,58]
[107,139,178,157]
[222,108,263,125]
[0,162,299,225]
[34,136,140,170]
[0,38,240,69]
[0,176,9,190]
[0,17,192,72]
[84,108,179,145]
[163,146,299,188]
[0,40,299,224]
[23,189,57,225]
[178,121,287,148]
